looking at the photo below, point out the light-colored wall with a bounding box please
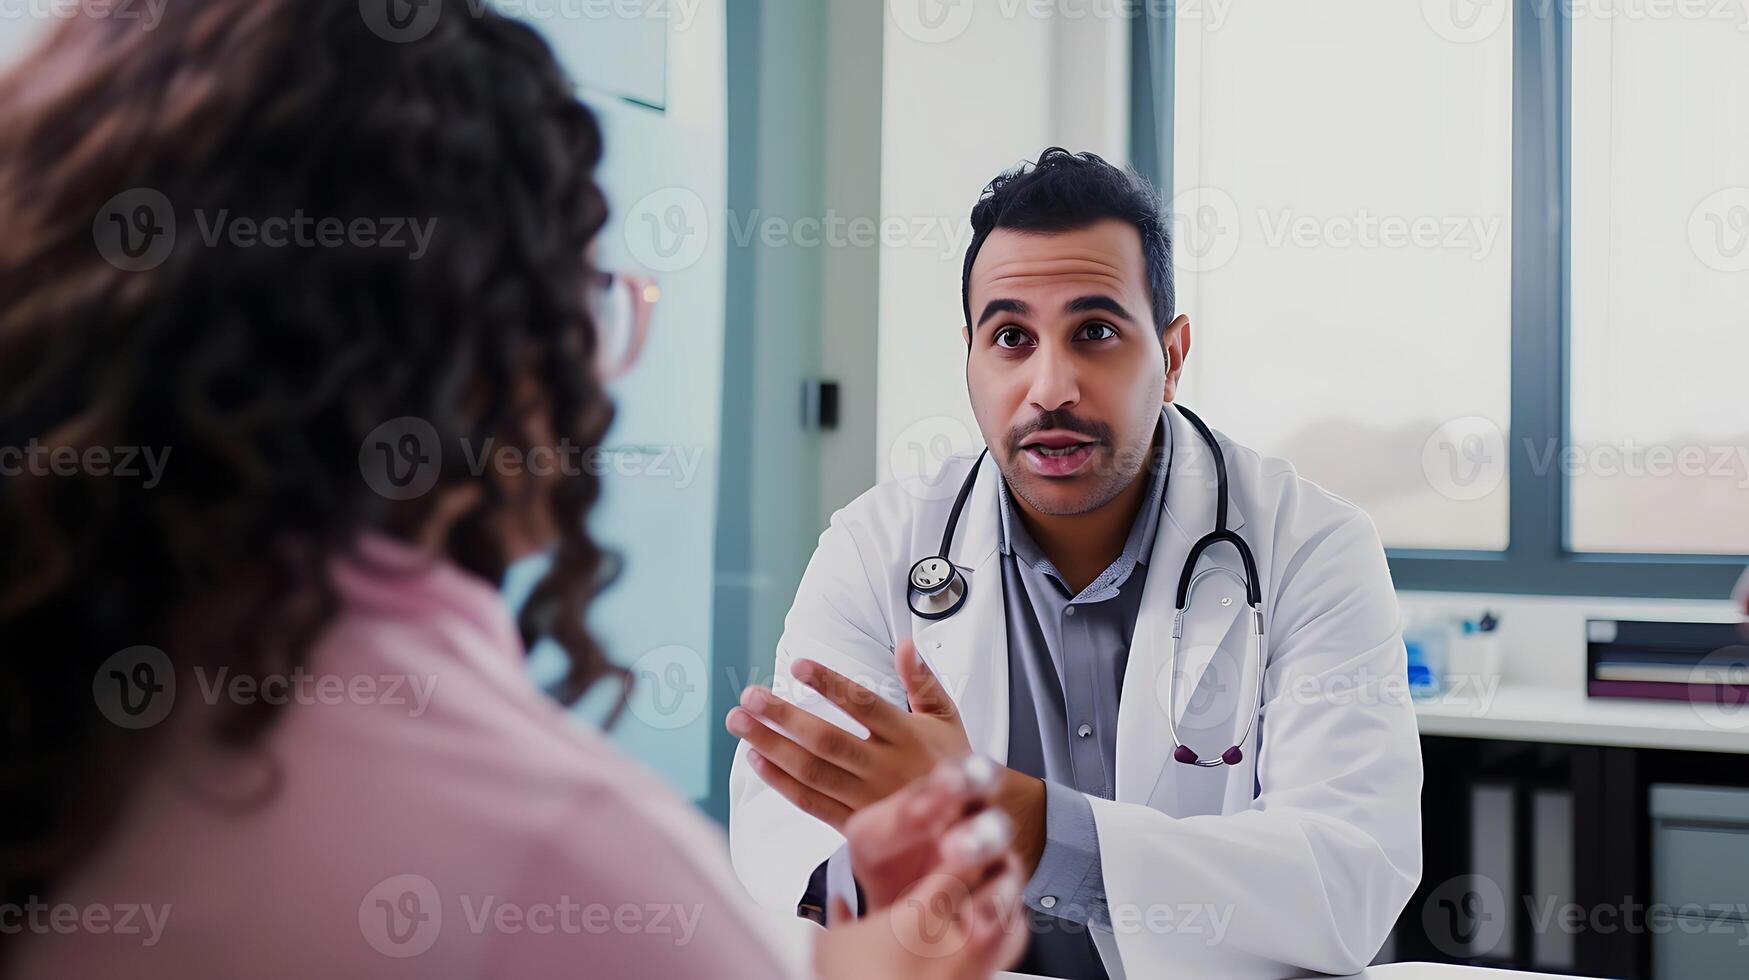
[875,0,1132,485]
[555,6,730,802]
[814,0,883,521]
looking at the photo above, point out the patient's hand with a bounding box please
[844,755,1009,912]
[814,768,1027,980]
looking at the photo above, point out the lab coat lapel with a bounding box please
[910,454,1010,765]
[1116,404,1248,803]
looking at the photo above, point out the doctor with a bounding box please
[726,148,1423,979]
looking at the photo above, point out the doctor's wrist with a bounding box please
[994,768,1047,877]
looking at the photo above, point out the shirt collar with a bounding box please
[996,406,1172,596]
[331,532,524,665]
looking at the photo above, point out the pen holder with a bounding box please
[1445,630,1503,689]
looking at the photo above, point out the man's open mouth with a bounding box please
[1019,431,1102,476]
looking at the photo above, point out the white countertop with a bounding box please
[1004,962,1586,979]
[1332,965,1581,979]
[1414,682,1749,754]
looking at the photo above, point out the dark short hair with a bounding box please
[961,147,1174,333]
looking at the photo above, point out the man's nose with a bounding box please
[1024,346,1080,413]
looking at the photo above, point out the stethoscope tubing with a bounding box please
[907,405,1266,767]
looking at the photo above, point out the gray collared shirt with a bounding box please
[999,408,1170,979]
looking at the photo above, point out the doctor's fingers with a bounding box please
[733,686,880,773]
[895,640,961,720]
[790,659,907,737]
[743,748,853,830]
[729,704,883,800]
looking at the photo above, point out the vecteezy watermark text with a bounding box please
[359,416,708,501]
[94,188,437,273]
[358,874,702,958]
[359,0,702,44]
[0,898,171,947]
[0,0,167,29]
[93,645,440,730]
[0,440,170,488]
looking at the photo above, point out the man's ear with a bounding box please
[1161,314,1191,400]
[961,324,971,348]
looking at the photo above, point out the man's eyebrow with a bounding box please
[976,298,1030,327]
[1064,295,1136,322]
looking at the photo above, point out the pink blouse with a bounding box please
[14,536,809,978]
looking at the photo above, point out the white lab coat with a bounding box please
[728,404,1423,979]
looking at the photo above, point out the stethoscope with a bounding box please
[905,405,1265,768]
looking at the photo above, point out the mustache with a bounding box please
[1006,410,1114,454]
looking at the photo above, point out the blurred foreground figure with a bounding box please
[0,4,1022,977]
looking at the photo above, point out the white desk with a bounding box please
[1002,963,1591,979]
[1331,965,1588,978]
[1413,682,1749,754]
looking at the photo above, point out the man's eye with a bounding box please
[994,327,1031,349]
[1079,322,1118,341]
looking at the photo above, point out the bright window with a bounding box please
[1569,11,1749,555]
[1170,1,1514,550]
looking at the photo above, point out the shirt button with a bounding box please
[1076,723,1092,738]
[1065,606,1077,617]
[1040,895,1058,909]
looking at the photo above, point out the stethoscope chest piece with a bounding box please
[907,556,969,620]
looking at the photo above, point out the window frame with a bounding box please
[1132,0,1747,599]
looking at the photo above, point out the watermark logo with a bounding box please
[191,667,438,717]
[1429,0,1749,41]
[1152,642,1241,724]
[93,188,175,272]
[889,0,976,43]
[360,0,443,43]
[889,0,1232,43]
[624,187,710,273]
[892,871,976,957]
[360,417,443,501]
[1423,0,1511,43]
[725,209,973,259]
[1169,186,1241,273]
[1686,644,1749,732]
[888,414,979,502]
[1257,209,1503,260]
[1422,416,1508,502]
[359,873,443,957]
[358,874,702,956]
[1688,187,1749,273]
[361,0,702,43]
[358,420,708,501]
[1422,422,1749,500]
[1423,873,1509,958]
[95,189,436,271]
[625,644,709,729]
[93,645,176,730]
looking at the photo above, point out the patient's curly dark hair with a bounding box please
[0,0,621,921]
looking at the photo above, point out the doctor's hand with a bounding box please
[727,639,973,824]
[726,639,1050,873]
